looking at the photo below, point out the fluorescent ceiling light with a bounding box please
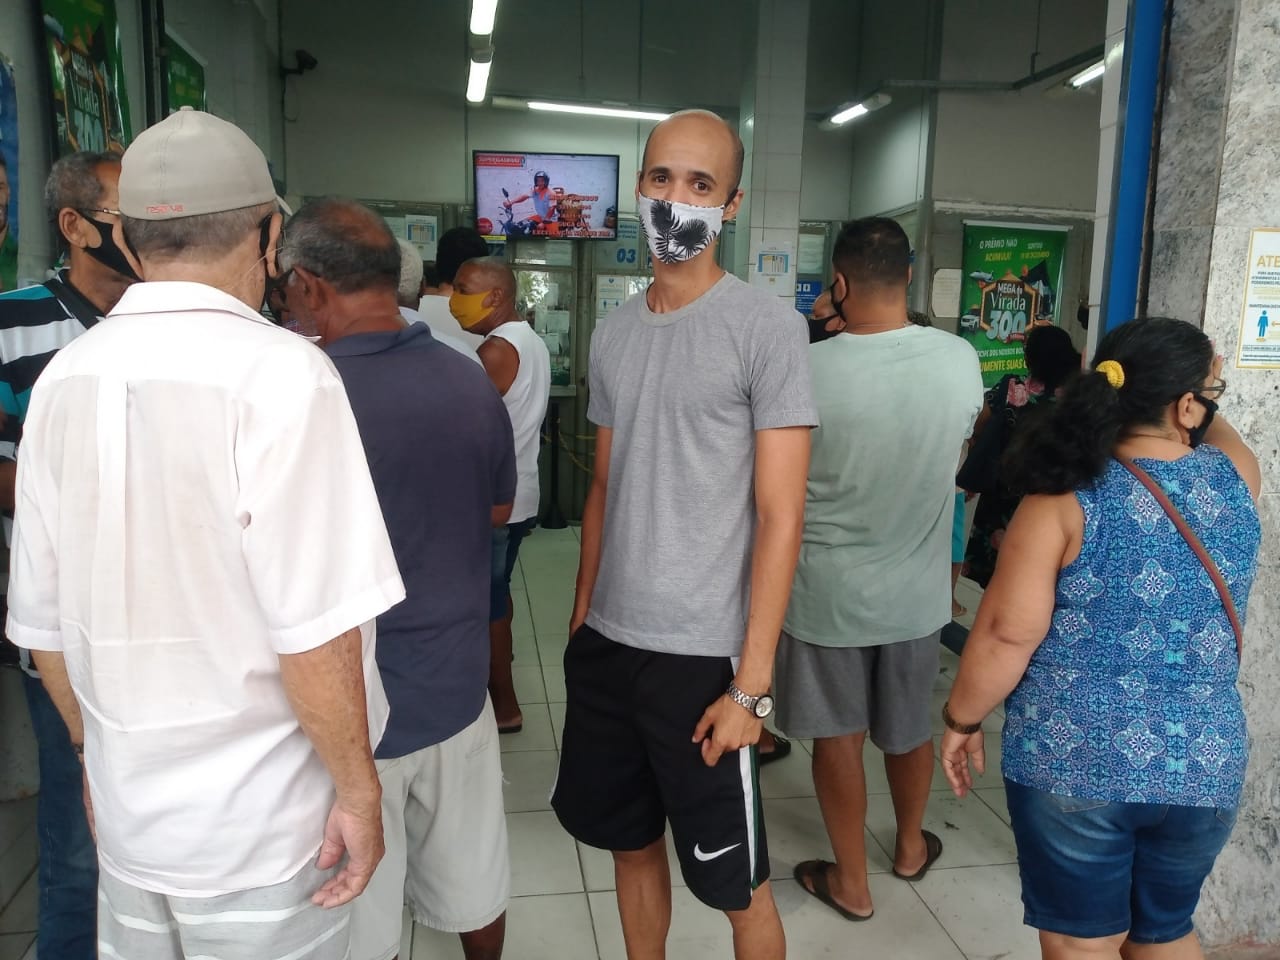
[1068,60,1105,88]
[826,91,890,126]
[527,101,671,122]
[466,59,492,104]
[470,0,499,35]
[830,103,868,125]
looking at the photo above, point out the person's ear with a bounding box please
[832,272,848,305]
[112,219,145,280]
[1174,391,1201,431]
[291,266,326,310]
[722,188,744,223]
[635,172,643,202]
[907,264,914,286]
[484,287,503,309]
[59,208,91,250]
[264,212,284,280]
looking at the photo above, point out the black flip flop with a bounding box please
[892,830,943,881]
[758,735,793,766]
[793,859,874,921]
[497,722,523,735]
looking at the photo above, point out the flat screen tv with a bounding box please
[474,151,620,241]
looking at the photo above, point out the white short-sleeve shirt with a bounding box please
[5,281,405,897]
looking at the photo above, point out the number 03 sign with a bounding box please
[959,221,1069,387]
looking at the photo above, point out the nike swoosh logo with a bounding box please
[693,842,742,862]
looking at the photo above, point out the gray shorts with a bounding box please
[774,630,940,753]
[98,858,350,960]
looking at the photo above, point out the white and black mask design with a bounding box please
[637,194,725,265]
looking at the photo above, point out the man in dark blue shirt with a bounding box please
[1,150,137,960]
[279,198,517,960]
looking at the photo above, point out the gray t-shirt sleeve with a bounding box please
[586,327,613,428]
[749,308,819,430]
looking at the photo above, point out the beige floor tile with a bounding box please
[0,872,35,934]
[866,790,1018,871]
[501,749,559,813]
[508,811,584,897]
[914,864,1039,960]
[499,702,558,753]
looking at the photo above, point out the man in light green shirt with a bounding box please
[777,217,982,922]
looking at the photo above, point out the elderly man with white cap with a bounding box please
[5,107,404,958]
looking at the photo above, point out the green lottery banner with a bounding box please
[166,32,206,113]
[959,221,1068,387]
[42,0,133,156]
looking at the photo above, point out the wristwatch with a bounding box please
[727,682,775,719]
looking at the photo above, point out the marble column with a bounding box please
[735,0,809,308]
[1188,0,1280,946]
[1145,0,1238,322]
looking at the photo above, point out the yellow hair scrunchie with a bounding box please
[1096,360,1126,389]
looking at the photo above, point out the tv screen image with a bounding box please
[474,151,620,241]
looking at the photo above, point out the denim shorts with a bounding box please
[1005,779,1238,943]
[489,517,536,621]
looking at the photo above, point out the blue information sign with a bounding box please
[795,279,824,316]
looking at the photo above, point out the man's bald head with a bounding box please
[281,198,400,293]
[456,256,516,301]
[642,109,744,204]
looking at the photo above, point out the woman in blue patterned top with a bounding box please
[938,318,1261,960]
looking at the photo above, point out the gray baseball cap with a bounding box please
[119,107,286,220]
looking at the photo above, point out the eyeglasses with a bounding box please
[1202,377,1227,399]
[77,207,121,219]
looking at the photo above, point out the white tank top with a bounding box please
[487,321,551,522]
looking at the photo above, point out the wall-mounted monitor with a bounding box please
[473,151,620,241]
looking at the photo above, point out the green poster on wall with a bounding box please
[42,0,133,156]
[958,221,1069,387]
[166,33,206,113]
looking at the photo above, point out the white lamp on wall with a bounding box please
[470,0,499,35]
[467,53,493,104]
[1067,60,1105,88]
[824,91,892,127]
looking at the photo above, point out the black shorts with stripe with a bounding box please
[551,624,769,911]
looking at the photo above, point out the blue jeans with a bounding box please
[1005,778,1237,943]
[22,672,98,959]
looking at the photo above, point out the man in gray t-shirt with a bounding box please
[551,109,817,960]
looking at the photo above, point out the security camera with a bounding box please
[282,49,318,77]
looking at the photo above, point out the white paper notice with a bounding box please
[596,275,628,319]
[1236,228,1280,369]
[405,214,438,261]
[931,268,963,319]
[798,233,826,275]
[749,243,797,297]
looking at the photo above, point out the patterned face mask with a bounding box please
[637,194,725,264]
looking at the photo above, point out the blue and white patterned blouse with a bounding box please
[1002,446,1260,807]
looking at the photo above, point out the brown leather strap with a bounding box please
[1117,457,1244,657]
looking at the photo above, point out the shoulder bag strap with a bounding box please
[1117,457,1244,657]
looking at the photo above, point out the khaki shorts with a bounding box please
[98,858,349,960]
[350,698,510,960]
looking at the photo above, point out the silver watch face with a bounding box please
[753,695,775,719]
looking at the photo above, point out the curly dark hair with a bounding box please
[1006,317,1213,495]
[1023,324,1080,394]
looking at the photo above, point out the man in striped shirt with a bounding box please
[0,150,136,960]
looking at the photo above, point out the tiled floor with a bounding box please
[0,526,1020,960]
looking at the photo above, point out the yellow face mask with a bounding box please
[449,290,495,329]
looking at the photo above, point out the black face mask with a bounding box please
[78,213,141,281]
[1188,394,1218,448]
[807,282,844,343]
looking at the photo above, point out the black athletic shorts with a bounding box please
[551,624,769,911]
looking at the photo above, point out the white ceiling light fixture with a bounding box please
[467,56,493,104]
[1067,60,1106,88]
[825,91,892,127]
[527,100,671,122]
[470,0,499,35]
